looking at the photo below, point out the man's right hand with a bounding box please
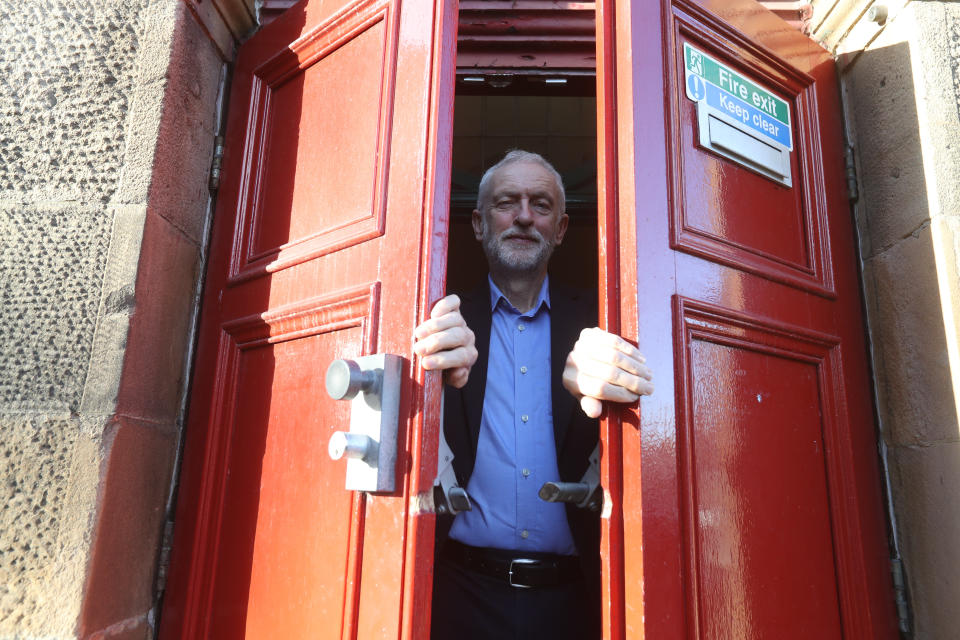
[413,295,478,388]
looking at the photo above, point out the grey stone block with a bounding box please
[0,203,111,413]
[866,224,957,447]
[148,1,224,243]
[0,416,93,639]
[0,0,156,205]
[889,441,960,640]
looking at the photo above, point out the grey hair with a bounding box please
[476,150,566,214]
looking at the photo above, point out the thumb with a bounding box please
[580,396,603,418]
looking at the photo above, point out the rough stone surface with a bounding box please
[913,2,960,224]
[0,416,95,638]
[0,204,111,412]
[114,212,201,426]
[76,1,227,637]
[0,0,221,637]
[148,0,223,243]
[835,2,960,637]
[79,205,149,418]
[79,418,177,639]
[0,1,153,205]
[931,215,960,410]
[864,225,958,447]
[914,4,960,422]
[888,441,960,640]
[845,42,928,257]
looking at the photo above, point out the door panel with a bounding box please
[208,298,372,638]
[669,16,834,296]
[236,7,393,278]
[597,0,898,638]
[678,298,844,639]
[160,0,456,636]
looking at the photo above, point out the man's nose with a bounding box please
[514,199,533,225]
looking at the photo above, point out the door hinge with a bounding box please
[844,144,859,203]
[208,134,225,194]
[891,557,913,635]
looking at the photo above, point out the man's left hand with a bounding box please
[562,327,654,418]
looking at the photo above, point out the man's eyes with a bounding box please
[493,198,553,212]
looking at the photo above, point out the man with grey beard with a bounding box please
[413,150,653,639]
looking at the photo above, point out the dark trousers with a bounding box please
[430,552,598,640]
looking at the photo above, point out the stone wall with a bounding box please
[0,0,253,637]
[810,1,960,637]
[4,0,955,637]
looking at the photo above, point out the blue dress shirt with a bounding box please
[448,276,578,555]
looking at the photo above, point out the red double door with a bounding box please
[160,0,899,638]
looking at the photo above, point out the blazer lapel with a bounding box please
[459,283,491,461]
[549,281,582,454]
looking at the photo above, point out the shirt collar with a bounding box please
[488,274,551,315]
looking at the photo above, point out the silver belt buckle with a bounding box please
[508,558,538,589]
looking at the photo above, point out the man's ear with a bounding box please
[472,209,484,242]
[554,212,569,245]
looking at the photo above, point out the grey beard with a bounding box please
[481,228,555,275]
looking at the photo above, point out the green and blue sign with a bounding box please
[683,43,793,151]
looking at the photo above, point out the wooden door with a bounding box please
[596,0,899,638]
[159,0,456,638]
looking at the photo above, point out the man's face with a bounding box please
[472,161,569,275]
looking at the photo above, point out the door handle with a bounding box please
[325,354,402,492]
[538,444,602,511]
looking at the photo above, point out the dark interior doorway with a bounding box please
[447,83,599,295]
[449,0,597,293]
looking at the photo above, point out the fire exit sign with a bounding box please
[683,42,793,151]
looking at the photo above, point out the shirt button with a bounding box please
[518,323,526,331]
[521,530,530,539]
[522,468,530,477]
[521,414,529,423]
[520,365,528,374]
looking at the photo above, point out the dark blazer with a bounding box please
[437,278,601,578]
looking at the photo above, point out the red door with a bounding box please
[159,0,456,637]
[162,0,899,637]
[596,0,899,638]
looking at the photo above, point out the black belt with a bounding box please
[441,539,583,588]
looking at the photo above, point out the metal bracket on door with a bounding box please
[325,354,402,493]
[433,398,472,515]
[538,444,602,511]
